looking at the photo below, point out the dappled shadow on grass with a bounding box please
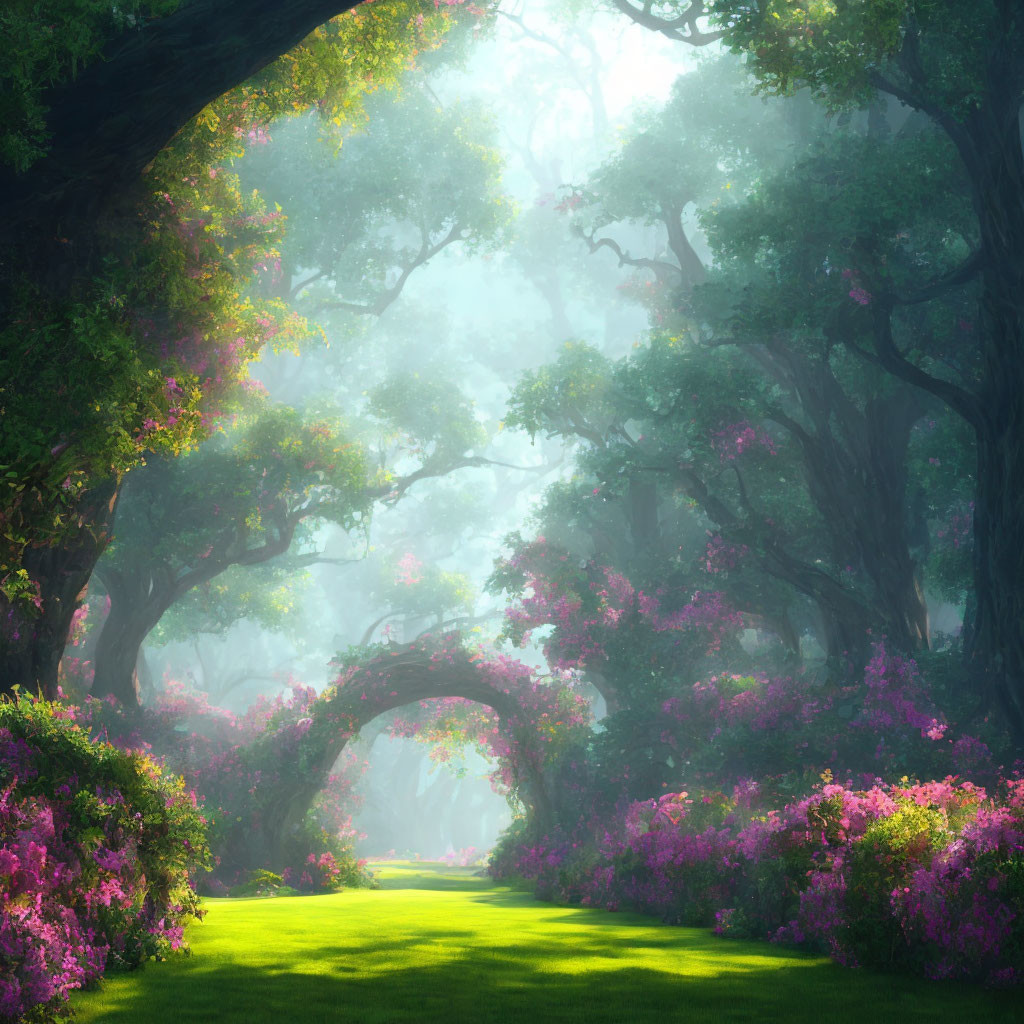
[72,911,1022,1024]
[72,942,1022,1024]
[71,867,1022,1024]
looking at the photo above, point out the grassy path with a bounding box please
[72,863,1018,1023]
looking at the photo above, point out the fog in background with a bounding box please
[136,0,701,858]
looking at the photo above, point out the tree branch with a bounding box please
[1,0,361,234]
[855,302,985,430]
[608,0,724,45]
[889,250,985,306]
[314,223,464,317]
[575,225,683,284]
[369,455,552,504]
[289,267,331,300]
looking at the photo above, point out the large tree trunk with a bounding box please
[765,344,930,654]
[962,94,1024,743]
[856,396,930,650]
[0,0,362,264]
[89,590,166,706]
[90,561,191,706]
[628,475,660,551]
[1,1,367,693]
[0,482,118,699]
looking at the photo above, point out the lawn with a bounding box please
[71,863,1020,1023]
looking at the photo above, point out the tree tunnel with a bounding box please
[214,636,586,876]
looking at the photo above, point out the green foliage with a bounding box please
[845,801,948,967]
[1,0,478,597]
[370,551,476,627]
[0,143,313,602]
[501,330,809,636]
[369,371,488,468]
[227,870,298,899]
[0,691,210,876]
[505,342,616,443]
[0,291,195,568]
[149,561,312,646]
[712,1,1000,120]
[699,127,975,354]
[571,56,789,228]
[238,86,513,318]
[713,0,909,106]
[105,406,370,581]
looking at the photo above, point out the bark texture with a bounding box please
[0,482,118,699]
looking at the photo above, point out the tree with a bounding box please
[240,86,512,319]
[89,408,370,704]
[502,340,824,657]
[89,366,519,706]
[595,0,1024,744]
[607,0,1024,744]
[688,121,980,657]
[551,60,955,662]
[568,57,790,296]
[701,1,1024,737]
[0,0,481,694]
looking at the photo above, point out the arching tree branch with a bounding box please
[609,0,724,45]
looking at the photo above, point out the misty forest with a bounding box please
[3,1,1024,1022]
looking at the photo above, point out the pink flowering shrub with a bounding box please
[438,847,487,867]
[643,644,990,804]
[710,420,777,462]
[609,791,740,925]
[50,680,372,896]
[492,776,1024,986]
[0,694,210,1023]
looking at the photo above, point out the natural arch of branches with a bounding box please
[215,636,570,875]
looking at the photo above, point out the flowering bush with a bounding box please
[0,693,210,1023]
[71,680,373,894]
[492,776,1024,987]
[492,539,744,675]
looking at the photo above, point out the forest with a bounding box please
[1,1,1024,1021]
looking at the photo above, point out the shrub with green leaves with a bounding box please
[0,693,210,1022]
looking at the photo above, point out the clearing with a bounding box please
[71,862,1019,1023]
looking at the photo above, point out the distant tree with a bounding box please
[719,1,1024,738]
[559,53,991,668]
[567,57,790,296]
[355,551,478,645]
[687,122,978,657]
[90,357,519,706]
[240,86,512,319]
[90,408,370,704]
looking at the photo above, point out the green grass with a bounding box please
[71,862,1019,1023]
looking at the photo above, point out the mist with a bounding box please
[5,1,1023,1018]
[106,0,699,860]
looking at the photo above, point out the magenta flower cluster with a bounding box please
[500,540,742,670]
[710,420,777,462]
[493,776,1024,986]
[0,699,209,1023]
